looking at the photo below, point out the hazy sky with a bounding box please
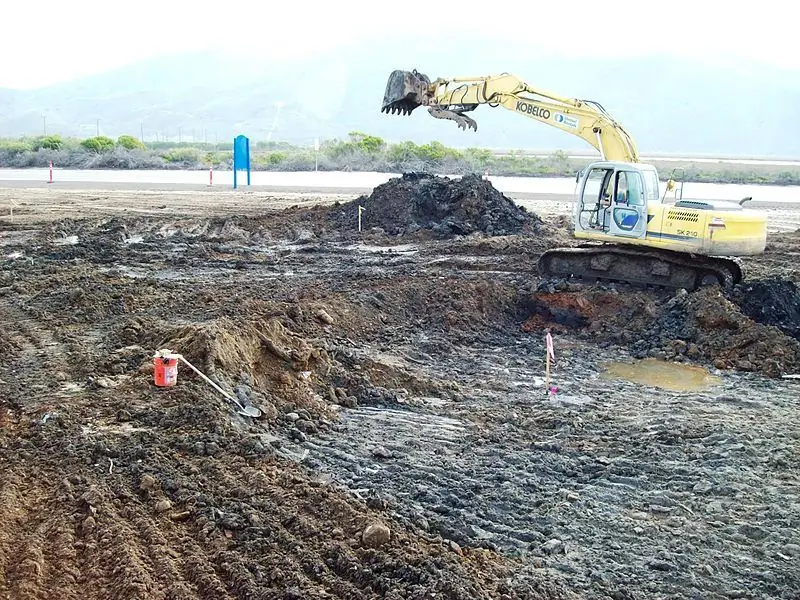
[2,0,797,88]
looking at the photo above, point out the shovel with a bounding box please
[159,349,262,418]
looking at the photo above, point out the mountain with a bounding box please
[2,35,798,157]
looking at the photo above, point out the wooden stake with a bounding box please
[545,349,551,396]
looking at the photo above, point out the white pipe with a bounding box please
[595,130,606,161]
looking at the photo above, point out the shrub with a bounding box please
[0,140,33,156]
[80,136,116,153]
[162,147,202,165]
[34,135,65,151]
[117,135,146,150]
[348,131,385,155]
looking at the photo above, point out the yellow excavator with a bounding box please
[381,69,769,290]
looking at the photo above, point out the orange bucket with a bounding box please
[153,355,178,387]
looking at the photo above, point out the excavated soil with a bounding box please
[522,282,800,377]
[328,172,545,238]
[1,175,799,600]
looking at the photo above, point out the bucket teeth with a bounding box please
[381,69,431,115]
[382,102,413,116]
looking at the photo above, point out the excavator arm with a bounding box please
[381,69,640,163]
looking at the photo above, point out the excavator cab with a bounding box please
[381,70,431,115]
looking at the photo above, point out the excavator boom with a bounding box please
[381,69,639,163]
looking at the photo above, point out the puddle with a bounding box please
[599,358,722,392]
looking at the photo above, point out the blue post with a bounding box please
[233,134,251,190]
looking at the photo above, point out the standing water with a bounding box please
[599,358,722,392]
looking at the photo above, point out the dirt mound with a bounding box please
[145,316,336,423]
[731,279,800,340]
[522,284,800,377]
[329,172,542,237]
[0,380,571,600]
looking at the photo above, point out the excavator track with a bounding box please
[537,244,743,292]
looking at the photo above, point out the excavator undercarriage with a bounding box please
[538,245,743,291]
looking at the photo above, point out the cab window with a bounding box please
[581,167,613,207]
[615,170,646,206]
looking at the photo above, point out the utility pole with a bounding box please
[140,123,145,144]
[96,119,100,136]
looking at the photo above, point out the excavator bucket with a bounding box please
[381,69,432,115]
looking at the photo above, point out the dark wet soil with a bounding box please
[328,172,544,237]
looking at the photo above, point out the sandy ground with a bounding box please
[1,180,798,600]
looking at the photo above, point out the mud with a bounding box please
[329,172,544,238]
[523,282,800,378]
[1,177,799,599]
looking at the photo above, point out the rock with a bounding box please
[139,474,158,491]
[155,499,172,513]
[541,539,564,555]
[115,409,131,422]
[80,487,103,507]
[286,412,301,422]
[649,560,675,571]
[362,522,391,548]
[781,543,800,557]
[371,445,393,459]
[289,429,307,443]
[94,376,117,389]
[737,523,769,541]
[693,481,713,494]
[81,516,96,535]
[315,309,334,325]
[448,540,463,555]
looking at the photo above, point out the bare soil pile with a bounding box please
[731,279,800,340]
[328,172,543,237]
[521,283,800,377]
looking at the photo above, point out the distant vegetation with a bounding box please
[0,132,798,186]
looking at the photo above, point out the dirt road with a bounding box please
[1,177,798,599]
